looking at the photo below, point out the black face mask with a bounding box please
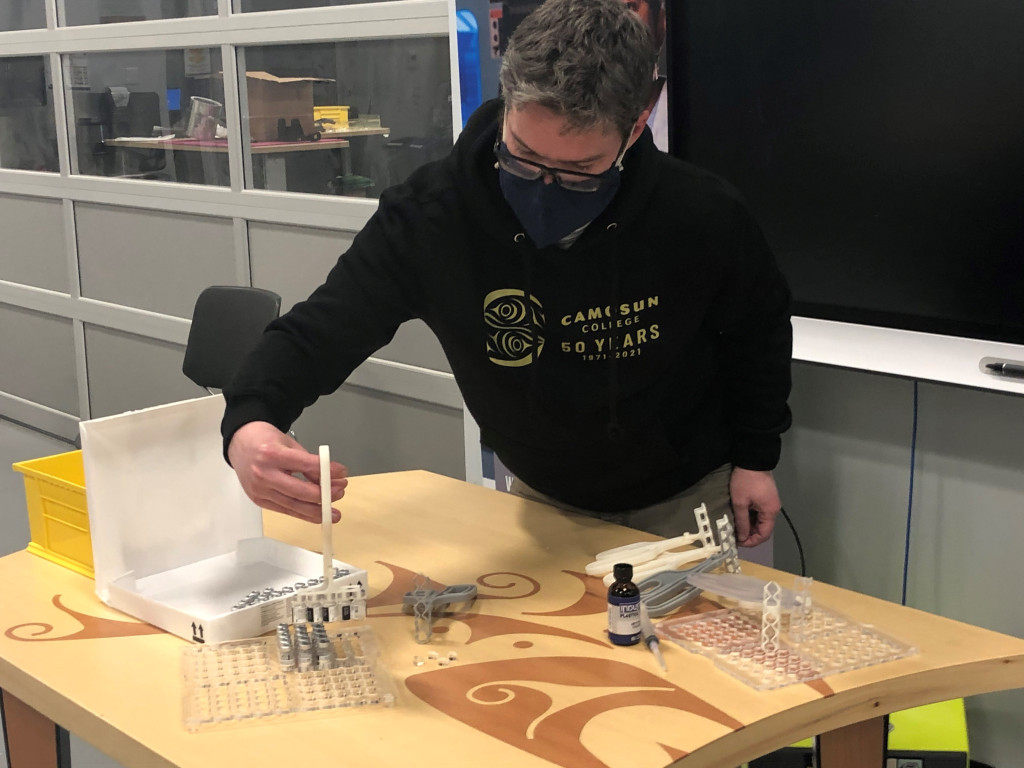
[495,139,625,248]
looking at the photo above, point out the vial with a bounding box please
[607,562,641,646]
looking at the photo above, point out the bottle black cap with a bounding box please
[613,563,633,582]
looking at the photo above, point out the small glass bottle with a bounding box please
[607,562,641,646]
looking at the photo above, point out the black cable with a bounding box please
[900,380,920,606]
[778,505,806,577]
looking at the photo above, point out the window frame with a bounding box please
[0,0,462,230]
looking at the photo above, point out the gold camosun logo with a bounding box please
[484,289,545,367]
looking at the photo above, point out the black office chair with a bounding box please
[182,285,282,393]
[100,89,170,179]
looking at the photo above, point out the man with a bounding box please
[222,0,792,547]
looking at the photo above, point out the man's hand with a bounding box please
[729,467,781,548]
[227,421,348,523]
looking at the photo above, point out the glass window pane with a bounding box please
[0,1,46,31]
[241,40,454,197]
[237,0,386,12]
[66,49,229,186]
[0,56,59,173]
[60,0,217,27]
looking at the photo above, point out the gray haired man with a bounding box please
[223,0,793,547]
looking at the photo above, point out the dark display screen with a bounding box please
[668,0,1024,344]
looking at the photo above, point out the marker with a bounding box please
[985,362,1024,379]
[639,602,667,673]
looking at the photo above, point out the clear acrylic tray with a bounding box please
[182,623,396,731]
[656,604,916,690]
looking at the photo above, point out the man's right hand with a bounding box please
[227,421,348,523]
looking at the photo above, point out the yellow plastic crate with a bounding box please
[12,450,93,578]
[313,105,350,130]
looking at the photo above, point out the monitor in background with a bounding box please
[666,0,1024,379]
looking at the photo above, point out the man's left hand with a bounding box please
[729,467,781,548]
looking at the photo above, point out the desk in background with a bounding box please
[105,136,352,191]
[1,470,1023,768]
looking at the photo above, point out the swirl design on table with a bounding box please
[474,571,541,600]
[522,570,609,617]
[384,558,836,766]
[459,613,607,647]
[407,656,744,768]
[367,561,606,646]
[4,594,164,642]
[2,556,837,767]
[367,563,537,610]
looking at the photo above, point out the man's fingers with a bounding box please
[297,471,348,502]
[742,524,773,547]
[229,423,346,522]
[262,488,320,522]
[738,515,769,547]
[300,461,348,487]
[254,497,309,521]
[255,442,327,475]
[736,508,778,548]
[251,465,324,506]
[732,503,751,543]
[329,478,348,502]
[259,487,340,524]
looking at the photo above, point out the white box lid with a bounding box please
[80,395,262,601]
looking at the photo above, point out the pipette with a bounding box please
[639,602,667,673]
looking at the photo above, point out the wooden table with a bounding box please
[104,135,374,190]
[321,125,390,139]
[2,470,1022,768]
[106,136,358,154]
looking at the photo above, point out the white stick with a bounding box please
[585,544,662,576]
[594,531,702,562]
[319,445,333,590]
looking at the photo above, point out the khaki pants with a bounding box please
[510,464,734,539]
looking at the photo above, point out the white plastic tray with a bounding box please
[80,395,366,644]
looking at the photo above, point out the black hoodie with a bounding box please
[223,98,793,513]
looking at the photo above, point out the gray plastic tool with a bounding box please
[403,578,477,643]
[638,552,727,618]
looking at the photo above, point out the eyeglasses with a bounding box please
[493,137,621,193]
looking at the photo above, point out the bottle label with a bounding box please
[607,595,641,645]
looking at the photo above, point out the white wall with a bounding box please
[775,361,1024,767]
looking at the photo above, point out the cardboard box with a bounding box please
[80,395,365,644]
[245,70,333,142]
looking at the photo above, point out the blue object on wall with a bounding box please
[456,9,483,127]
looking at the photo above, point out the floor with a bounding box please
[0,417,124,768]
